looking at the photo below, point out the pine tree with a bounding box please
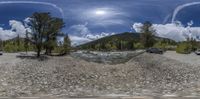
[105,43,112,51]
[63,34,71,54]
[140,21,155,48]
[0,39,2,51]
[45,18,64,55]
[16,34,21,51]
[24,31,29,54]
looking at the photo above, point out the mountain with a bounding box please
[76,32,176,50]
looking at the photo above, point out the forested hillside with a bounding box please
[77,32,177,51]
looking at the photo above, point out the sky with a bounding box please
[1,0,200,45]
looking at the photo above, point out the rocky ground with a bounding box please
[0,51,200,97]
[163,51,200,65]
[71,50,145,64]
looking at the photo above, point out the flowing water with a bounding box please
[70,50,145,64]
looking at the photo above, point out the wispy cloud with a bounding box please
[73,7,129,26]
[93,19,126,26]
[172,2,200,23]
[0,1,64,18]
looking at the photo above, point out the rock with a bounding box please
[0,52,199,97]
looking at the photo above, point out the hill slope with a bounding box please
[77,32,176,50]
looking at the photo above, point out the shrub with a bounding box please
[176,42,192,54]
[153,41,176,51]
[4,44,17,53]
[134,43,144,49]
[154,41,167,49]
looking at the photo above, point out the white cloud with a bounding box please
[0,20,115,45]
[132,22,200,41]
[9,20,26,37]
[69,35,92,46]
[0,28,16,40]
[68,23,115,46]
[153,23,187,41]
[69,32,115,46]
[85,32,115,40]
[67,23,90,37]
[132,22,143,33]
[0,20,27,41]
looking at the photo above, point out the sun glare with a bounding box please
[95,10,106,15]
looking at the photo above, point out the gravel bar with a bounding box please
[0,52,200,97]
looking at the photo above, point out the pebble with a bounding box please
[0,52,199,97]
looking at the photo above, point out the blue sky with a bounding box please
[1,0,200,45]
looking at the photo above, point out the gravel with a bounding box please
[163,51,200,66]
[0,53,21,65]
[0,52,200,97]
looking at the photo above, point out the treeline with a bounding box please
[78,35,176,51]
[78,21,177,51]
[0,12,71,57]
[84,40,136,51]
[1,36,34,53]
[78,33,140,51]
[1,16,199,55]
[176,38,200,54]
[78,21,200,54]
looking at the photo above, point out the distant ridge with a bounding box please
[77,32,176,50]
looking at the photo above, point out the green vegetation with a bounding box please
[176,38,199,54]
[2,37,34,53]
[134,43,144,49]
[27,12,70,57]
[0,39,3,51]
[176,42,192,54]
[153,39,177,50]
[1,12,71,57]
[188,38,199,51]
[2,17,200,55]
[29,12,64,57]
[78,21,177,51]
[77,32,140,51]
[78,32,177,51]
[63,35,71,54]
[140,21,156,48]
[24,31,30,53]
